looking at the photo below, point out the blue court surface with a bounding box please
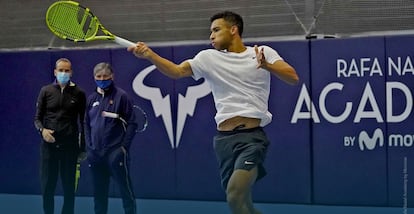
[0,194,410,214]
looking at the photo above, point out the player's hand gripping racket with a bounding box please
[102,105,148,133]
[46,1,135,47]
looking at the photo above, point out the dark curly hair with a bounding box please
[210,11,244,37]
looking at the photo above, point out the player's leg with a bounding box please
[214,128,269,214]
[226,167,258,214]
[248,194,263,214]
[108,147,136,214]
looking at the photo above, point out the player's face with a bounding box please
[209,18,233,50]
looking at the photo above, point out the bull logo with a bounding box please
[132,65,211,149]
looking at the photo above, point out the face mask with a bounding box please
[95,79,113,89]
[56,72,70,85]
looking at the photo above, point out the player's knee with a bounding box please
[226,187,245,207]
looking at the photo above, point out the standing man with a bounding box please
[128,11,299,214]
[85,62,137,214]
[34,58,86,214]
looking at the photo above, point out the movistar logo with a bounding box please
[358,128,384,151]
[132,65,211,149]
[344,128,413,151]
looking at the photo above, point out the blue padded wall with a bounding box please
[0,35,412,207]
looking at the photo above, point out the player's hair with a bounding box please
[93,62,113,76]
[210,11,244,37]
[55,58,71,68]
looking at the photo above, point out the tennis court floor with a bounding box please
[0,194,411,214]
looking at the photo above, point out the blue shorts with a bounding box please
[213,127,270,190]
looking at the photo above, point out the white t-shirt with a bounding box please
[188,45,283,127]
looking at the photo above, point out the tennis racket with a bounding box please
[101,105,148,133]
[74,162,81,192]
[74,151,86,192]
[46,1,135,47]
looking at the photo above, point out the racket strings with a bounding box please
[47,2,98,41]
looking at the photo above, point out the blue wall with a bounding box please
[0,35,412,207]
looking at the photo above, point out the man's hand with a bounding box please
[77,151,87,162]
[41,128,55,143]
[254,45,267,69]
[127,42,152,59]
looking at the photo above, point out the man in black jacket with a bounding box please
[34,58,86,214]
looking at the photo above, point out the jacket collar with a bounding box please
[53,79,76,87]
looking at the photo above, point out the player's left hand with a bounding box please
[254,45,267,69]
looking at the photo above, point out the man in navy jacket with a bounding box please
[85,62,137,214]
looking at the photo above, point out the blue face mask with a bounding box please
[95,79,113,89]
[56,72,70,85]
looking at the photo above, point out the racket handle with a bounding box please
[102,111,119,119]
[114,36,136,47]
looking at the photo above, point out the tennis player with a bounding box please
[128,11,299,214]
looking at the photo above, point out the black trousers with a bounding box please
[40,142,78,214]
[88,147,136,214]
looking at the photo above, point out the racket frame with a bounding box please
[46,0,135,47]
[74,162,80,192]
[132,105,148,133]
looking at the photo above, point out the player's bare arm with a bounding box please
[128,42,193,79]
[254,45,299,85]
